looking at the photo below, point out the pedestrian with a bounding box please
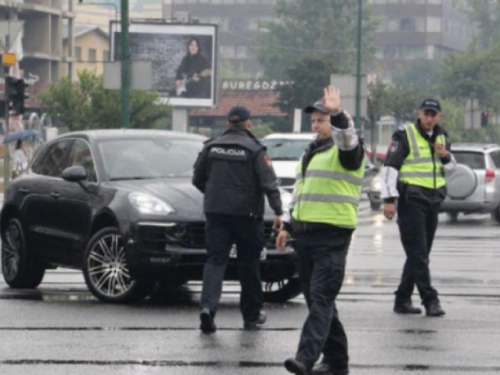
[381,98,457,316]
[12,139,28,179]
[276,85,365,375]
[192,105,283,333]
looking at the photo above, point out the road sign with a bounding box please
[2,52,16,67]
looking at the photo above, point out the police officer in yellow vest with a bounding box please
[276,86,365,375]
[381,99,457,317]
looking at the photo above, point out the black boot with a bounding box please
[199,308,216,333]
[425,300,445,317]
[244,310,267,330]
[284,358,310,375]
[312,362,349,375]
[394,300,422,314]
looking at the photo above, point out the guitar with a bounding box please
[176,69,212,97]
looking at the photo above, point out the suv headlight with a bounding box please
[128,192,175,215]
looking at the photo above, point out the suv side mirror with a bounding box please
[62,166,87,183]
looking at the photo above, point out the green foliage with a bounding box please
[273,55,335,131]
[391,59,442,97]
[250,120,274,139]
[438,43,500,110]
[439,99,466,143]
[457,0,500,49]
[39,70,171,131]
[254,0,377,79]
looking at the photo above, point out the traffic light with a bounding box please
[6,76,29,116]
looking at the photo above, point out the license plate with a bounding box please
[229,246,267,261]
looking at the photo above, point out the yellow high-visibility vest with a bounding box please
[292,144,364,229]
[399,123,446,189]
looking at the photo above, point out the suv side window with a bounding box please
[32,139,74,177]
[490,150,500,169]
[453,151,486,170]
[68,139,97,182]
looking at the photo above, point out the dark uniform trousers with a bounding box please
[396,196,439,306]
[201,213,264,323]
[294,228,352,370]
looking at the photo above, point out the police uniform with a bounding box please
[192,106,283,333]
[381,99,457,316]
[283,102,364,375]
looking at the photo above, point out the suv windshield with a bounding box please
[263,139,311,161]
[453,151,485,169]
[99,138,203,180]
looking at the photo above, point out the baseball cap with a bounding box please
[304,100,330,114]
[419,99,441,113]
[228,106,251,123]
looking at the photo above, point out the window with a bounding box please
[490,151,500,169]
[75,47,82,61]
[235,45,247,59]
[89,48,96,62]
[32,140,74,177]
[400,17,416,32]
[453,152,486,170]
[69,139,97,182]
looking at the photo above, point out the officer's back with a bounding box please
[193,106,282,218]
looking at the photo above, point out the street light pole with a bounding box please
[120,0,130,129]
[355,0,363,132]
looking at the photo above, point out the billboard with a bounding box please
[111,22,217,108]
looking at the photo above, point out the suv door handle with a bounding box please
[19,188,29,194]
[51,192,61,199]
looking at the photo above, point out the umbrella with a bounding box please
[3,129,38,144]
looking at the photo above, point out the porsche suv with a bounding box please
[0,130,299,303]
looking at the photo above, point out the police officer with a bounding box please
[381,99,457,317]
[276,86,365,375]
[192,105,283,333]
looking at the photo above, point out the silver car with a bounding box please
[440,143,500,222]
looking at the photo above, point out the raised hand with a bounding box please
[322,85,341,114]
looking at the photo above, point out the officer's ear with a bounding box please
[246,120,252,129]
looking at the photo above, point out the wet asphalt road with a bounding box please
[1,200,500,375]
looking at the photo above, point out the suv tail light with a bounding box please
[486,168,495,183]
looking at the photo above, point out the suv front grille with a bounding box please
[139,221,277,252]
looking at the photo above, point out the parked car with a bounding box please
[440,143,500,222]
[0,130,299,303]
[367,169,383,211]
[262,133,379,194]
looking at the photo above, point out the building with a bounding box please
[190,79,287,132]
[165,0,473,78]
[63,25,109,79]
[369,0,473,65]
[0,0,75,108]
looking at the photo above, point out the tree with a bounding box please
[457,0,500,49]
[273,55,336,131]
[254,0,377,79]
[39,70,171,131]
[438,42,500,112]
[392,59,442,97]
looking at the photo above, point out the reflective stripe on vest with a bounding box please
[399,123,446,189]
[292,145,364,229]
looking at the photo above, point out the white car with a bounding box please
[262,133,316,192]
[262,133,379,195]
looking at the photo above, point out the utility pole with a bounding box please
[121,0,130,129]
[355,0,363,132]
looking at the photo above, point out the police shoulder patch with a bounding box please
[209,146,248,162]
[389,141,399,153]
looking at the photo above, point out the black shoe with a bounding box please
[284,358,310,375]
[243,310,267,330]
[394,301,422,314]
[425,301,445,317]
[199,308,216,333]
[312,362,349,375]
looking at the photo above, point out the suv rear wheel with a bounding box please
[1,218,45,288]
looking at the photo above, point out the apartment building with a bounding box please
[369,0,473,65]
[0,0,75,98]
